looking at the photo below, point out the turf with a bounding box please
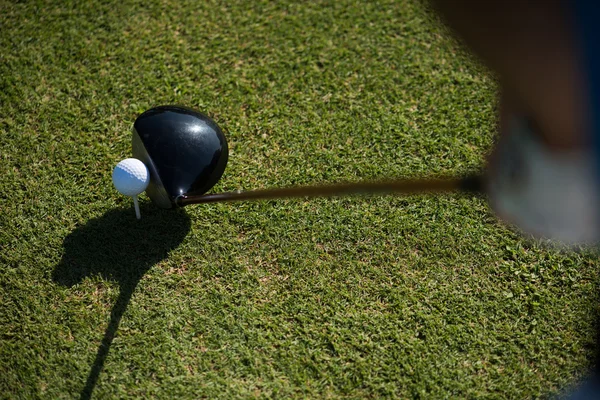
[1,0,599,398]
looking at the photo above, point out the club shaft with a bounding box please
[175,174,483,207]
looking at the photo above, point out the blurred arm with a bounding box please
[431,0,587,149]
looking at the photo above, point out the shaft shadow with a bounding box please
[52,204,191,400]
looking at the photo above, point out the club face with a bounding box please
[132,106,229,208]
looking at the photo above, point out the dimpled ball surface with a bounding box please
[112,158,150,197]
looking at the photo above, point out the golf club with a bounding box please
[175,174,483,206]
[125,105,483,210]
[131,105,229,209]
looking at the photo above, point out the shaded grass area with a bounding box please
[1,0,599,398]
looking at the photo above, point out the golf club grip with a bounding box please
[176,174,483,206]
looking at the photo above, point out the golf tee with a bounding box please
[133,195,141,219]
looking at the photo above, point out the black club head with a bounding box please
[132,106,228,208]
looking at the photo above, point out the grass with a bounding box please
[1,0,599,398]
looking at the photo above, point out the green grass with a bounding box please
[1,0,599,398]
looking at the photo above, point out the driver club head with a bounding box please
[132,105,229,208]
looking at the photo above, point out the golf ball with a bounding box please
[112,158,150,197]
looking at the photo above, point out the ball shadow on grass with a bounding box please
[53,204,191,400]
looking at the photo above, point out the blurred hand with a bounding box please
[431,0,595,244]
[486,108,599,244]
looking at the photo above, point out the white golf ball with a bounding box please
[112,158,150,197]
